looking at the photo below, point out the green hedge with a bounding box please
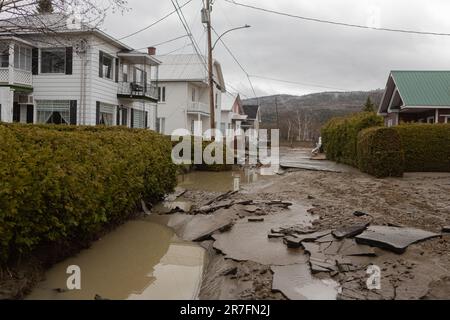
[357,127,404,178]
[321,112,383,166]
[0,124,177,264]
[394,124,450,172]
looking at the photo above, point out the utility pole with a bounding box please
[204,0,215,134]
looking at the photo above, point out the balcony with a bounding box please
[187,101,210,115]
[0,68,33,88]
[117,82,158,101]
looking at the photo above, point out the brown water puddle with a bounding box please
[26,219,204,300]
[177,167,273,192]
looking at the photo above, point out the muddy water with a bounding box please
[27,219,204,300]
[178,167,273,192]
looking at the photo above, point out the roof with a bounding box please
[242,104,259,120]
[155,54,226,92]
[392,71,450,107]
[221,93,238,111]
[0,13,132,51]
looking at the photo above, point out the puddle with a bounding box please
[26,219,204,300]
[178,167,272,192]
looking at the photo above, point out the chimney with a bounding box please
[147,47,156,55]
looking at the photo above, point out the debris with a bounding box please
[94,294,109,300]
[244,205,258,213]
[294,229,332,242]
[221,266,238,276]
[355,225,441,254]
[332,224,368,239]
[205,190,238,206]
[284,236,302,248]
[165,187,186,202]
[197,200,234,214]
[338,239,376,256]
[315,233,336,243]
[248,217,264,222]
[442,226,450,233]
[267,233,284,239]
[353,211,367,217]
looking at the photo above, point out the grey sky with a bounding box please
[101,0,450,98]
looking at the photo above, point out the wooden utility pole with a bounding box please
[205,0,215,133]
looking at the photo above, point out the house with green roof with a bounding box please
[378,71,450,126]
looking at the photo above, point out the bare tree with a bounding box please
[0,0,127,35]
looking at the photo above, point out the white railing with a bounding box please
[0,68,32,86]
[0,68,9,83]
[13,69,32,86]
[187,101,210,114]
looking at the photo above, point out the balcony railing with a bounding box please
[0,68,33,87]
[187,101,210,114]
[117,82,158,101]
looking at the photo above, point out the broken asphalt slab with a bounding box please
[332,224,369,239]
[271,264,339,300]
[355,225,441,254]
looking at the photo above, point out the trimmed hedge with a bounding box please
[321,112,383,166]
[357,127,404,178]
[394,124,450,172]
[0,124,177,264]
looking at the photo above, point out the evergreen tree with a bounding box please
[362,96,375,112]
[36,0,54,14]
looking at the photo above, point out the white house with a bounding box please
[154,54,226,135]
[220,92,247,134]
[0,14,159,129]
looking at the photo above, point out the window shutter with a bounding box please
[98,51,103,78]
[96,101,100,125]
[122,108,127,126]
[65,47,73,75]
[13,103,20,122]
[70,100,77,125]
[26,105,34,124]
[115,58,119,83]
[130,109,134,128]
[32,48,39,75]
[116,106,120,126]
[145,111,148,129]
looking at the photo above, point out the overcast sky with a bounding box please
[101,0,450,98]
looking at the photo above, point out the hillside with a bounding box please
[243,90,384,141]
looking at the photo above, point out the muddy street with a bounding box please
[25,149,450,300]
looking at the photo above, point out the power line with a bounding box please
[248,75,347,91]
[135,34,190,51]
[225,0,450,37]
[211,26,258,99]
[117,0,196,41]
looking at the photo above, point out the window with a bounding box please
[123,64,128,82]
[41,48,65,73]
[0,46,8,68]
[135,67,143,84]
[191,87,196,102]
[36,100,71,124]
[99,104,115,126]
[13,45,31,71]
[158,87,166,102]
[100,51,113,79]
[133,109,146,129]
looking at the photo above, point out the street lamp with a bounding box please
[212,25,251,51]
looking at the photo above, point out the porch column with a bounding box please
[8,42,14,85]
[435,109,439,123]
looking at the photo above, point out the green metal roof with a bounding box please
[391,71,450,106]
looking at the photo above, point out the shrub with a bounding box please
[394,124,450,172]
[321,112,383,166]
[0,124,177,264]
[357,127,404,178]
